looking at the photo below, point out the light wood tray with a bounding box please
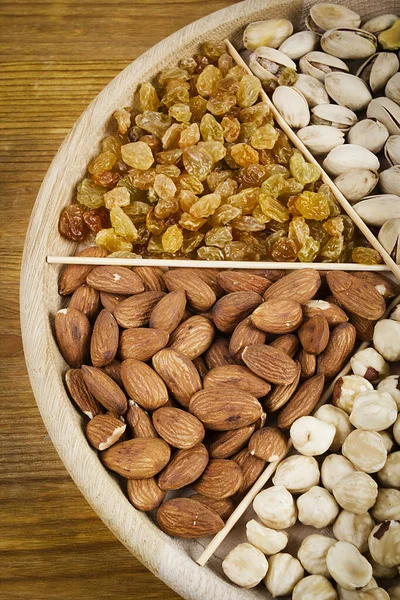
[20,1,399,598]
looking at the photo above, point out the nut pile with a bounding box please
[55,258,399,546]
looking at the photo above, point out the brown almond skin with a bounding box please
[190,494,234,520]
[114,291,166,328]
[85,414,126,450]
[317,322,357,379]
[125,401,157,438]
[353,271,399,299]
[277,374,325,429]
[189,385,262,431]
[102,359,124,388]
[209,425,255,459]
[269,334,299,357]
[121,359,168,411]
[348,312,375,342]
[149,290,187,333]
[69,285,100,320]
[81,365,127,414]
[327,271,385,321]
[132,266,167,292]
[58,246,108,295]
[213,291,263,333]
[229,316,267,361]
[242,344,298,385]
[298,314,330,355]
[127,477,166,511]
[183,268,224,298]
[248,427,288,462]
[193,356,208,380]
[157,498,224,538]
[158,444,209,490]
[102,438,170,479]
[234,268,286,282]
[251,299,303,334]
[263,361,301,412]
[233,448,266,498]
[90,309,119,367]
[100,291,127,313]
[119,328,169,361]
[264,269,321,304]
[65,369,102,419]
[302,300,349,326]
[298,349,317,379]
[152,348,202,408]
[163,269,216,312]
[55,308,91,368]
[192,459,243,499]
[86,266,145,295]
[153,407,205,449]
[217,271,272,295]
[205,337,236,369]
[169,315,215,360]
[204,365,271,398]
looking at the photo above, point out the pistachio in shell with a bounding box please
[299,51,349,82]
[354,194,400,227]
[279,31,319,60]
[385,135,400,166]
[311,104,357,132]
[244,19,293,51]
[380,165,400,195]
[272,86,310,130]
[347,119,389,154]
[322,144,380,177]
[334,168,379,202]
[297,125,345,156]
[324,72,372,112]
[362,14,398,35]
[293,73,329,108]
[321,27,377,60]
[366,97,400,136]
[386,72,400,105]
[306,3,361,35]
[357,52,399,92]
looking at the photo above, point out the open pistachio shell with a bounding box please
[379,18,400,50]
[334,168,379,202]
[347,119,389,154]
[354,194,400,226]
[385,135,400,166]
[380,165,400,195]
[321,27,377,60]
[307,4,361,35]
[362,14,398,35]
[311,104,358,132]
[323,144,379,177]
[325,72,372,112]
[357,52,399,92]
[386,73,400,105]
[272,86,310,129]
[293,74,330,108]
[299,51,349,82]
[378,218,400,257]
[249,47,296,84]
[279,31,319,60]
[244,19,293,51]
[298,125,345,155]
[367,97,400,135]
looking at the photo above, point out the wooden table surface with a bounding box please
[0,1,235,597]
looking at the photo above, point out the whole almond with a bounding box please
[190,494,234,520]
[192,459,243,499]
[81,365,127,414]
[229,316,267,361]
[119,328,169,361]
[302,299,349,326]
[158,444,209,490]
[263,361,301,412]
[58,246,108,295]
[114,291,165,328]
[152,348,202,408]
[169,316,215,360]
[125,400,157,438]
[189,386,262,431]
[353,271,398,299]
[317,322,357,379]
[193,356,208,380]
[132,266,167,292]
[242,344,298,385]
[90,309,119,367]
[327,271,385,320]
[205,337,236,369]
[235,268,286,282]
[121,358,168,410]
[248,427,288,461]
[298,349,317,379]
[269,334,299,357]
[157,497,224,538]
[298,314,330,355]
[100,291,127,313]
[184,268,224,298]
[152,407,205,449]
[217,271,272,295]
[209,425,255,459]
[251,298,303,334]
[233,448,266,497]
[127,477,166,511]
[65,369,102,419]
[163,269,216,312]
[55,308,91,368]
[264,269,321,304]
[204,365,271,398]
[86,266,144,295]
[277,373,325,429]
[213,291,263,333]
[348,312,375,342]
[85,414,126,450]
[149,290,187,333]
[102,359,124,388]
[69,285,100,320]
[102,438,170,479]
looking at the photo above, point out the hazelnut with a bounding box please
[297,486,339,528]
[333,510,375,553]
[393,414,400,445]
[326,541,373,591]
[333,375,374,414]
[272,455,320,493]
[314,404,353,451]
[333,471,378,514]
[264,553,304,598]
[342,429,387,473]
[350,348,389,383]
[378,451,400,488]
[365,552,398,579]
[358,590,390,600]
[378,430,395,453]
[222,542,269,588]
[368,520,400,568]
[388,584,400,599]
[349,390,397,431]
[336,578,377,600]
[377,375,400,410]
[246,519,288,555]
[373,320,400,362]
[371,488,400,522]
[290,416,336,456]
[292,574,337,600]
[253,485,297,530]
[297,534,336,577]
[321,455,356,493]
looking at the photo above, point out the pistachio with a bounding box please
[378,18,400,50]
[325,72,372,111]
[293,73,330,108]
[358,52,399,92]
[279,31,319,60]
[300,50,349,82]
[378,217,400,261]
[348,119,389,153]
[386,73,400,105]
[298,125,345,155]
[321,27,377,60]
[307,4,361,35]
[367,97,400,135]
[272,86,310,129]
[380,165,400,195]
[354,194,400,227]
[334,168,379,202]
[311,103,357,131]
[385,135,400,166]
[362,14,398,35]
[244,19,293,51]
[249,46,296,86]
[322,144,380,177]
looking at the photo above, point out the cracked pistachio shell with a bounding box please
[300,51,349,82]
[386,73,400,105]
[385,135,400,165]
[367,97,400,136]
[249,46,296,84]
[307,4,361,34]
[311,103,357,131]
[321,27,377,60]
[358,52,399,92]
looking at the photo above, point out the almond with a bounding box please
[163,269,216,312]
[327,271,385,321]
[114,291,165,328]
[132,266,167,292]
[55,308,91,368]
[90,309,119,367]
[69,284,100,320]
[102,359,124,388]
[251,299,303,334]
[348,312,375,342]
[277,373,325,429]
[189,386,263,431]
[248,427,288,462]
[65,369,102,419]
[127,477,166,511]
[235,268,286,282]
[233,448,266,497]
[242,344,298,385]
[353,271,399,299]
[190,494,234,520]
[204,365,271,398]
[81,365,127,414]
[152,348,202,408]
[192,459,243,499]
[193,356,208,380]
[102,438,170,479]
[86,266,144,295]
[58,246,108,295]
[148,290,186,333]
[125,400,157,438]
[100,291,127,313]
[302,299,349,326]
[213,291,263,333]
[85,414,126,450]
[263,361,301,412]
[263,269,321,304]
[317,322,357,379]
[229,316,267,361]
[205,337,236,369]
[298,349,317,379]
[209,425,255,459]
[184,268,224,298]
[298,314,330,355]
[119,328,169,361]
[169,315,215,360]
[157,497,224,538]
[121,358,168,410]
[152,407,205,449]
[158,444,209,490]
[217,271,272,295]
[269,334,299,357]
